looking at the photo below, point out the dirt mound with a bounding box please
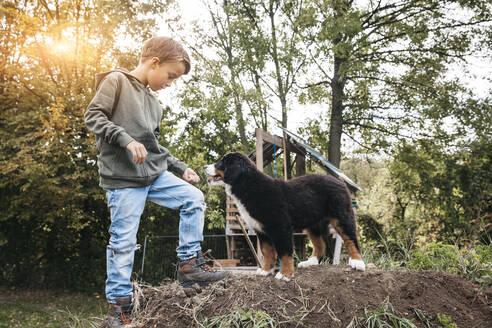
[129,266,492,327]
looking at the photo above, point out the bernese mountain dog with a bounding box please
[204,152,365,281]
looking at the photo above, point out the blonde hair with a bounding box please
[140,36,191,74]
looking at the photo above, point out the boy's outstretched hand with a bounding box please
[183,168,200,184]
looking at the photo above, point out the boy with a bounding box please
[84,36,229,327]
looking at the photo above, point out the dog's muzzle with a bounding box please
[203,164,224,185]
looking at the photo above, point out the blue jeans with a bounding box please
[104,171,205,303]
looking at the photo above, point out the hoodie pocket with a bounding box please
[112,147,146,178]
[140,136,166,178]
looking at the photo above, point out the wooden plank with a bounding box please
[261,130,304,155]
[260,130,284,149]
[226,224,242,230]
[226,235,231,259]
[228,233,254,236]
[213,259,240,268]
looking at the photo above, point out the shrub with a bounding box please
[408,242,460,274]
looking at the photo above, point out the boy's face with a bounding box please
[147,60,186,91]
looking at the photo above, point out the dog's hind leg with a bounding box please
[298,228,326,268]
[255,232,276,276]
[329,218,365,271]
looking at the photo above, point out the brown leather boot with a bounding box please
[107,296,132,327]
[178,251,230,288]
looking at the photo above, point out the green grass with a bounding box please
[362,239,492,287]
[0,287,106,328]
[200,307,276,328]
[347,298,418,328]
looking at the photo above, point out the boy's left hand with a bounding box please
[183,168,200,184]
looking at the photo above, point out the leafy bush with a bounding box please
[408,242,460,274]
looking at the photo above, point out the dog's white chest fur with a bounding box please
[225,185,264,233]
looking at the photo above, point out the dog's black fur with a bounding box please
[207,152,361,271]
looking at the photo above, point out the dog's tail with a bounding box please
[328,191,362,260]
[339,203,360,251]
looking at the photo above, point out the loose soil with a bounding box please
[128,265,492,327]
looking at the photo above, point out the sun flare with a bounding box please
[53,42,71,53]
[44,36,73,54]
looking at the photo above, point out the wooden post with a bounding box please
[332,234,343,265]
[255,128,263,171]
[225,235,231,259]
[282,133,289,181]
[295,153,306,177]
[254,128,264,263]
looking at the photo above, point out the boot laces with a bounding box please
[199,249,216,272]
[199,262,216,272]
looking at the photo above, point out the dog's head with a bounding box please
[204,152,255,186]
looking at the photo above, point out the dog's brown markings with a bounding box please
[260,241,277,271]
[279,254,294,277]
[306,229,326,260]
[329,219,362,261]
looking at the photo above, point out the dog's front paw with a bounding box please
[274,272,292,281]
[349,258,366,271]
[298,256,319,268]
[256,268,274,276]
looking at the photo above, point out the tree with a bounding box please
[389,96,491,242]
[299,0,491,167]
[191,0,307,131]
[0,0,168,288]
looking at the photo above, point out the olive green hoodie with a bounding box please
[84,67,187,189]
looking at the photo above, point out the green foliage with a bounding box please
[436,314,458,328]
[363,239,492,287]
[0,287,105,328]
[0,0,168,289]
[0,0,490,295]
[362,234,414,271]
[347,297,418,328]
[298,0,491,164]
[409,242,492,286]
[348,298,462,328]
[408,243,460,274]
[390,136,491,242]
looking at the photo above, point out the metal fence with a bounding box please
[134,235,228,285]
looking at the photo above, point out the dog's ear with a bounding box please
[223,155,248,183]
[215,158,225,171]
